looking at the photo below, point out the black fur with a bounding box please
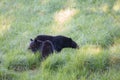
[28,39,43,53]
[28,35,79,57]
[40,40,55,58]
[35,35,79,52]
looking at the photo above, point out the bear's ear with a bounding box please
[30,39,33,41]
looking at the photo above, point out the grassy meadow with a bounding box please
[0,0,120,80]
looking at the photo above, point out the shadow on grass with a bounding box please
[8,53,41,72]
[0,69,17,80]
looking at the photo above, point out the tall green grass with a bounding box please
[0,0,120,80]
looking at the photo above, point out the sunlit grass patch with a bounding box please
[0,15,13,37]
[113,0,120,12]
[54,8,78,24]
[86,3,109,14]
[51,8,78,34]
[80,45,102,55]
[100,3,109,13]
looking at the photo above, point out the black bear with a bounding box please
[28,35,79,57]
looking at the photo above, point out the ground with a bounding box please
[0,0,120,80]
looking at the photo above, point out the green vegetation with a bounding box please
[0,0,120,80]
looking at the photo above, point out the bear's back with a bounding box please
[35,35,54,41]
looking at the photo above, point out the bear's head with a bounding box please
[63,38,79,49]
[71,39,79,49]
[28,39,43,53]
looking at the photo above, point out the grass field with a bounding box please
[0,0,120,80]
